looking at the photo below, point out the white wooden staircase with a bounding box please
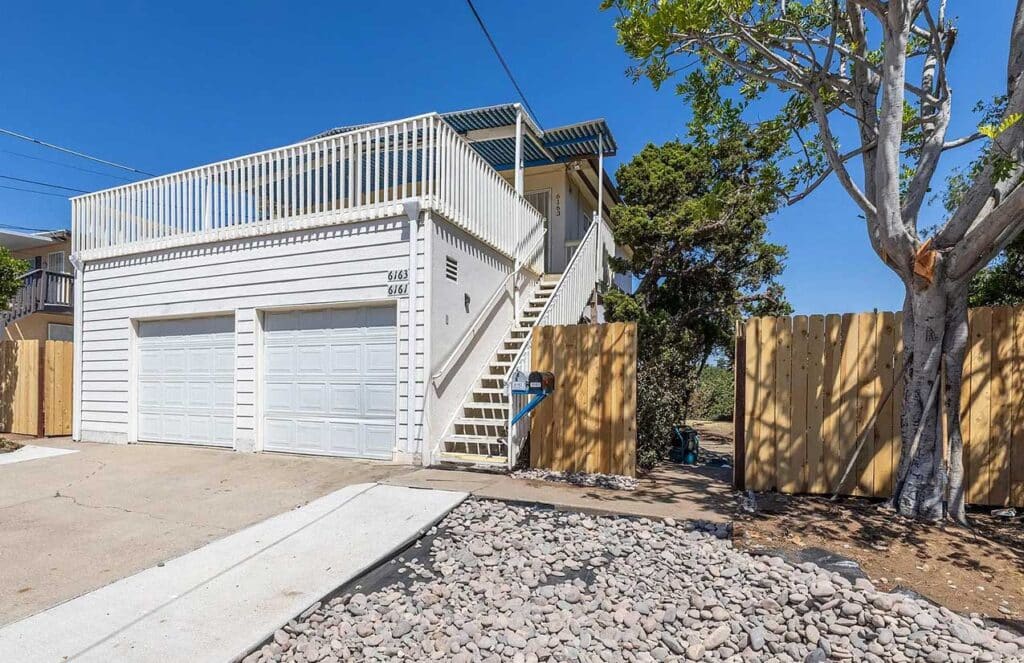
[438,274,559,468]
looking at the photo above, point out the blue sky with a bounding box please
[0,1,1014,315]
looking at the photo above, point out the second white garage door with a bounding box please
[262,306,397,459]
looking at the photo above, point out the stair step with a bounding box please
[454,417,507,427]
[438,452,507,471]
[473,387,508,395]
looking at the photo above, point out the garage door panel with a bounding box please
[297,345,330,373]
[295,420,328,451]
[364,384,396,417]
[329,344,361,372]
[364,343,395,374]
[328,422,360,455]
[329,384,362,416]
[296,383,328,414]
[364,425,396,458]
[262,305,396,459]
[265,382,295,411]
[265,347,295,375]
[263,419,294,450]
[137,316,234,448]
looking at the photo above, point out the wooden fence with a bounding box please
[530,322,638,476]
[0,340,73,436]
[736,308,1024,507]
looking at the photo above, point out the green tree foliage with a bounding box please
[689,364,735,421]
[0,248,28,311]
[604,138,789,468]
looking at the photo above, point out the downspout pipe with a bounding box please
[68,253,84,442]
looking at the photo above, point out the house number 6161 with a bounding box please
[388,282,409,296]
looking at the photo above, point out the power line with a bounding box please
[0,184,68,199]
[1,149,133,182]
[0,222,65,232]
[0,127,155,177]
[0,174,89,194]
[465,0,540,123]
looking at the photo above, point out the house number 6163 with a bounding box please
[387,269,408,282]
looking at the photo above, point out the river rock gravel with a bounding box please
[246,499,1023,662]
[511,468,639,491]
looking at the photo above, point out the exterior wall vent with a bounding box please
[445,256,458,282]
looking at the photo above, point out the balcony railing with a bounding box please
[71,114,545,265]
[0,270,74,327]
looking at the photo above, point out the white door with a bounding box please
[137,316,235,447]
[262,306,397,459]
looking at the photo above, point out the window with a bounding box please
[47,251,66,273]
[47,323,73,341]
[445,256,458,282]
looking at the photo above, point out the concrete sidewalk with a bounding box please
[384,462,734,523]
[0,483,466,663]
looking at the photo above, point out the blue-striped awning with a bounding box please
[311,103,617,173]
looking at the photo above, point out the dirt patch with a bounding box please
[735,493,1024,621]
[688,419,1023,621]
[0,439,22,454]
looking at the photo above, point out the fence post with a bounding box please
[734,320,746,490]
[36,340,46,437]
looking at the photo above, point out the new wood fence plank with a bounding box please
[754,317,777,491]
[893,312,905,487]
[854,313,879,496]
[740,319,759,490]
[838,314,860,495]
[961,311,974,503]
[530,325,553,470]
[822,315,842,492]
[1013,308,1024,507]
[601,323,618,475]
[789,316,809,493]
[621,322,638,477]
[584,324,604,474]
[806,315,826,494]
[875,311,896,498]
[968,307,993,505]
[774,317,793,492]
[991,307,1013,506]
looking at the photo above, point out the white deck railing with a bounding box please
[70,114,544,264]
[505,213,614,467]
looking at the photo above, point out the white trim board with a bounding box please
[0,445,79,466]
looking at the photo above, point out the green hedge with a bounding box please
[689,365,734,421]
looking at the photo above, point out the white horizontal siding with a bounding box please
[78,216,425,457]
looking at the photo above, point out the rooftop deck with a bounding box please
[71,112,546,270]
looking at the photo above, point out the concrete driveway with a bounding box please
[0,439,413,625]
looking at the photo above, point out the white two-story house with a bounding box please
[70,103,623,469]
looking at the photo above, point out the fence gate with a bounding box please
[735,309,1024,508]
[529,322,637,477]
[0,340,73,436]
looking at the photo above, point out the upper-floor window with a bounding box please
[46,251,67,273]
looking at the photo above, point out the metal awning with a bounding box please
[0,229,65,252]
[311,103,617,173]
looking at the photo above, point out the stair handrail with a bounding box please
[503,214,611,467]
[430,229,546,388]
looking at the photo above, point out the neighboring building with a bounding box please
[0,229,74,342]
[70,103,625,468]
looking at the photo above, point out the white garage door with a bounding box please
[262,306,397,459]
[137,316,235,447]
